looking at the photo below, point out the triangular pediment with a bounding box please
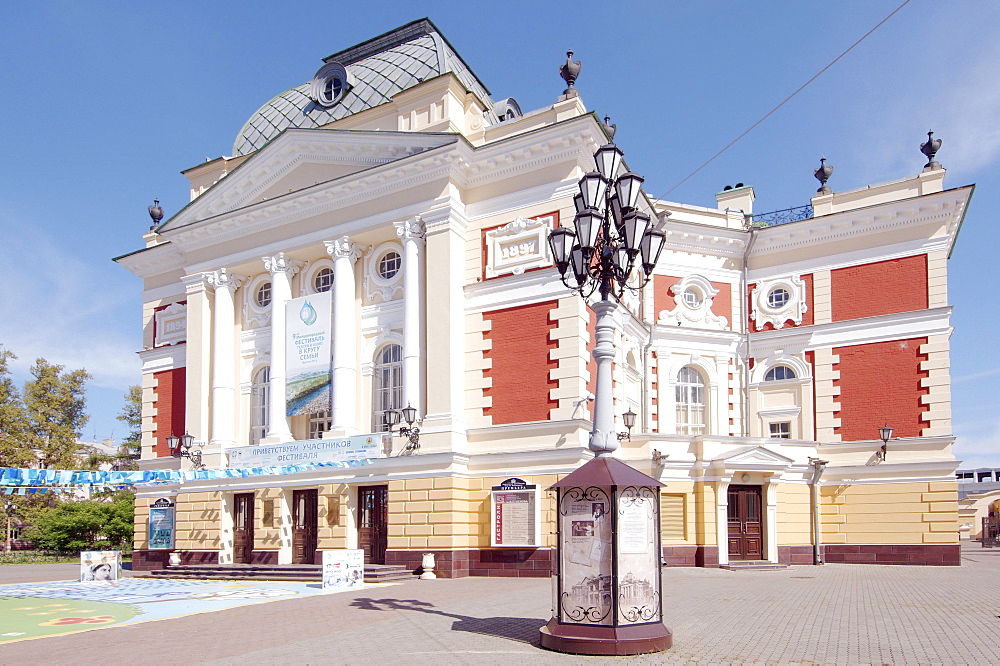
[158,128,458,233]
[710,445,794,469]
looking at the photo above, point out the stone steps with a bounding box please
[721,560,788,571]
[141,562,414,583]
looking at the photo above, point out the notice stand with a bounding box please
[322,549,364,591]
[490,478,540,548]
[80,551,122,582]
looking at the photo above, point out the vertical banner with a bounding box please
[148,497,176,550]
[285,293,332,416]
[80,551,122,581]
[322,549,365,590]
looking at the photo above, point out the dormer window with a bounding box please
[308,62,355,108]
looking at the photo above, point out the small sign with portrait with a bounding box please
[80,551,122,582]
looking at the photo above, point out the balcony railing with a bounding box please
[748,204,814,228]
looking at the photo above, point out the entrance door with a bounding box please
[359,485,388,565]
[727,485,763,560]
[234,493,255,564]
[292,489,319,564]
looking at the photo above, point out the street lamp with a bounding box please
[541,139,672,656]
[387,404,420,454]
[876,424,893,462]
[548,141,665,455]
[167,432,203,469]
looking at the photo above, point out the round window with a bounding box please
[378,251,402,281]
[255,282,272,308]
[768,287,790,309]
[682,288,702,308]
[313,267,333,293]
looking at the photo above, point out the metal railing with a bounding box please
[747,204,814,228]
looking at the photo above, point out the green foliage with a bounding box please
[22,358,91,469]
[0,346,29,468]
[26,491,135,554]
[115,385,142,470]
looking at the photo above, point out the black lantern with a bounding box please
[594,143,624,180]
[617,409,637,441]
[168,432,203,468]
[578,172,609,210]
[166,434,180,456]
[877,424,893,462]
[389,404,421,454]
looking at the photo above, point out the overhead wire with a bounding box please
[656,0,913,200]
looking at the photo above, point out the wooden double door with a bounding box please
[292,489,318,564]
[359,485,388,565]
[727,485,763,560]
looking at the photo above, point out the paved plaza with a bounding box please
[1,543,998,664]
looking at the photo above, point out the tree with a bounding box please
[115,385,142,469]
[22,359,91,469]
[26,491,135,553]
[0,346,29,468]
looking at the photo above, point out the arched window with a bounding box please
[764,365,796,381]
[372,344,403,432]
[250,366,270,445]
[675,366,706,435]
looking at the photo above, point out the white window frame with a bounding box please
[250,365,270,445]
[372,343,403,432]
[675,366,707,435]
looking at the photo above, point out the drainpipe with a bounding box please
[740,221,758,437]
[809,457,829,565]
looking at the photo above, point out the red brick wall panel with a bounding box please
[484,301,559,424]
[151,367,186,457]
[831,255,928,322]
[710,281,731,325]
[833,338,929,441]
[653,275,682,317]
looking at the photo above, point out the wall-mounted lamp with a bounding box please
[652,449,668,467]
[387,404,421,454]
[166,432,203,468]
[876,424,894,462]
[616,409,637,441]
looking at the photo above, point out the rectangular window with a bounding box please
[769,422,791,439]
[309,410,332,439]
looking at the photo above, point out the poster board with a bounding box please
[148,497,175,550]
[285,294,332,416]
[80,551,122,582]
[322,549,365,591]
[490,478,540,548]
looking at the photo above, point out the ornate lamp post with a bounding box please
[540,140,671,655]
[166,432,203,469]
[548,141,665,457]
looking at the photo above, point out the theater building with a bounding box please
[117,19,971,574]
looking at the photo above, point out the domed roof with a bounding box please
[233,19,495,157]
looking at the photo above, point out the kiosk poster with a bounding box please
[615,489,661,625]
[285,294,332,416]
[558,488,613,625]
[80,551,122,582]
[322,549,364,591]
[491,478,539,547]
[148,497,176,550]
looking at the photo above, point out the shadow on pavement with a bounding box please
[350,597,545,645]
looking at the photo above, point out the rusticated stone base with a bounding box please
[131,550,219,571]
[779,545,815,565]
[385,548,555,578]
[823,544,960,566]
[661,546,720,567]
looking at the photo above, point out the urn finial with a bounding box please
[920,130,942,171]
[603,115,617,142]
[148,199,164,229]
[814,157,834,194]
[559,50,582,99]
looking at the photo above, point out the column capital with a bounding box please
[325,236,362,263]
[395,216,426,241]
[206,268,247,293]
[263,252,303,278]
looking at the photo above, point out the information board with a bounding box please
[148,497,176,550]
[490,478,540,547]
[80,551,122,582]
[322,549,365,591]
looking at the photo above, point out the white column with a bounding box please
[263,252,301,442]
[395,216,426,416]
[207,268,245,449]
[590,299,619,455]
[325,237,361,434]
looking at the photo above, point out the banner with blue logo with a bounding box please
[285,293,332,416]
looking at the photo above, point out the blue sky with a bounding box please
[1,1,997,467]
